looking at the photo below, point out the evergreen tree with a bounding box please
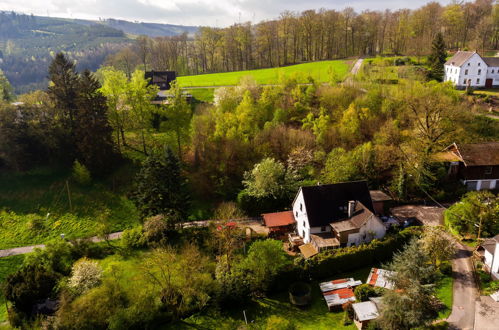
[47,53,80,162]
[74,70,117,176]
[47,53,79,132]
[428,33,447,82]
[0,69,14,102]
[131,148,190,223]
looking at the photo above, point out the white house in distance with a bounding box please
[477,235,499,280]
[293,181,386,254]
[444,51,499,89]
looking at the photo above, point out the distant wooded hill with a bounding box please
[0,11,197,93]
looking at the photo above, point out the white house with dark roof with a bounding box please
[477,235,499,280]
[444,51,499,88]
[293,181,386,251]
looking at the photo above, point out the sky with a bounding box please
[0,0,456,27]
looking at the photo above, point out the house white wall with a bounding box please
[293,189,311,243]
[444,53,488,88]
[484,243,499,280]
[346,216,386,247]
[487,66,499,87]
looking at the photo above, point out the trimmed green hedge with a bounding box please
[301,227,421,279]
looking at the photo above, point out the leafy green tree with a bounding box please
[421,226,456,267]
[0,69,14,102]
[23,240,74,276]
[72,160,91,186]
[428,32,447,82]
[74,70,117,176]
[131,148,190,222]
[444,191,498,238]
[4,264,59,315]
[322,142,375,184]
[243,158,289,199]
[241,239,290,293]
[162,82,192,160]
[98,66,130,150]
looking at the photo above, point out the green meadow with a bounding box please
[177,60,351,88]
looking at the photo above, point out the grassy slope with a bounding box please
[0,255,25,324]
[177,60,350,88]
[0,167,139,250]
[436,275,454,320]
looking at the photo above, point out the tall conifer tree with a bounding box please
[428,32,447,82]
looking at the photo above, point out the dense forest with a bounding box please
[0,12,196,93]
[107,0,499,76]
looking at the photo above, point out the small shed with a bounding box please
[366,268,396,290]
[352,297,383,329]
[262,211,296,237]
[369,190,392,215]
[319,278,362,311]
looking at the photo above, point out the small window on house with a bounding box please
[477,78,480,84]
[321,226,326,232]
[465,69,468,75]
[493,70,495,74]
[478,62,481,66]
[300,203,303,212]
[463,79,467,85]
[485,166,493,175]
[295,211,298,217]
[478,69,481,75]
[468,63,470,66]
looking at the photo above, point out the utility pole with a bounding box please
[66,180,73,213]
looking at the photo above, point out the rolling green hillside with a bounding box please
[177,60,351,88]
[0,11,196,93]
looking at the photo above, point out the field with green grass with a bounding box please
[435,275,454,319]
[179,266,372,329]
[0,167,140,250]
[177,60,351,88]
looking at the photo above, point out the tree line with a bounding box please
[107,0,499,76]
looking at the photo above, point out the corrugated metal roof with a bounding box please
[320,278,362,308]
[352,301,379,322]
[366,268,396,290]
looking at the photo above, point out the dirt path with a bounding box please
[0,232,124,258]
[350,58,364,75]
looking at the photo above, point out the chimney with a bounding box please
[348,201,356,218]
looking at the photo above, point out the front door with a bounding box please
[485,79,493,88]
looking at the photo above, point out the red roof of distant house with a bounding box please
[262,211,296,228]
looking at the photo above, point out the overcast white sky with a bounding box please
[0,0,456,27]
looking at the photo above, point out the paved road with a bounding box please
[447,241,478,330]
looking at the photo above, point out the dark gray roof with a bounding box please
[447,142,499,166]
[330,201,375,233]
[482,235,499,255]
[445,51,476,67]
[300,181,374,227]
[484,57,499,67]
[145,71,177,90]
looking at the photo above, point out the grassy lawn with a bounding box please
[179,266,372,329]
[186,88,215,103]
[435,275,454,320]
[0,167,140,250]
[0,255,25,324]
[177,60,350,88]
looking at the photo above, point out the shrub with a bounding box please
[143,215,169,244]
[302,227,421,279]
[265,315,295,330]
[72,160,91,186]
[68,257,103,294]
[354,284,380,302]
[121,226,146,250]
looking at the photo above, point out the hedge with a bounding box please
[301,227,421,279]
